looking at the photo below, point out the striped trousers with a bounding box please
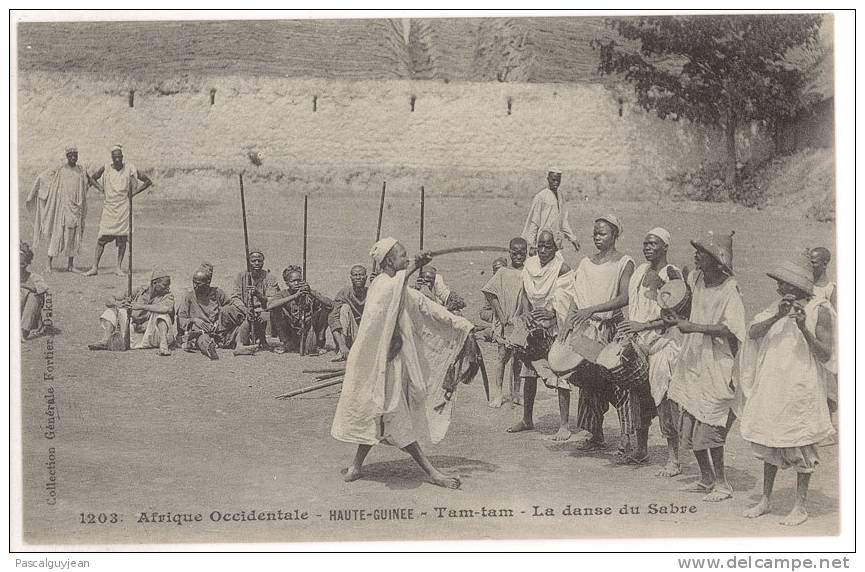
[574,365,656,438]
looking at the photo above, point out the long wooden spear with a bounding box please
[125,178,134,349]
[299,194,309,356]
[239,173,251,273]
[276,377,343,400]
[419,185,425,251]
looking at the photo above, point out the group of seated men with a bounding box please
[86,247,465,361]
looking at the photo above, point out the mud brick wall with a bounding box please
[16,72,772,199]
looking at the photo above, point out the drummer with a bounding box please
[665,230,746,503]
[619,228,683,471]
[565,215,636,450]
[506,229,572,434]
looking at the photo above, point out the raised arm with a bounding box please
[748,300,789,340]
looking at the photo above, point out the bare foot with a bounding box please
[780,505,808,526]
[679,480,714,493]
[487,397,503,408]
[506,420,534,433]
[69,267,84,275]
[547,427,572,442]
[703,483,733,503]
[511,395,522,406]
[232,345,258,356]
[576,438,606,451]
[429,471,461,489]
[83,267,98,277]
[45,266,54,274]
[158,347,171,357]
[656,461,682,478]
[343,465,363,482]
[114,267,127,276]
[743,497,771,519]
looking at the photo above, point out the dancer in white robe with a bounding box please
[331,238,476,489]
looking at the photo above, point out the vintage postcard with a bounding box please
[10,10,853,552]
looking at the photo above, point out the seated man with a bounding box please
[176,264,247,360]
[329,264,369,362]
[413,266,466,313]
[230,249,281,353]
[88,268,175,355]
[20,242,48,340]
[268,265,333,355]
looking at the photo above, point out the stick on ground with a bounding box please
[275,377,343,399]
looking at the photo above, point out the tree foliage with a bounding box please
[593,14,822,194]
[592,15,823,128]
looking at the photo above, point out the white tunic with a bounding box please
[667,271,746,427]
[331,270,474,446]
[98,162,138,236]
[627,262,682,404]
[521,188,577,248]
[738,298,834,447]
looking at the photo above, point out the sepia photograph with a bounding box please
[9,9,853,554]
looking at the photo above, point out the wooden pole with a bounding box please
[300,194,309,356]
[419,185,425,251]
[239,173,251,272]
[276,377,343,399]
[315,370,345,381]
[125,181,133,349]
[302,367,345,374]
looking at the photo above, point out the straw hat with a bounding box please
[691,230,735,274]
[767,254,814,296]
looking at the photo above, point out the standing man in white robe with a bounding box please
[522,168,580,253]
[331,238,476,489]
[26,145,93,273]
[84,145,153,277]
[619,228,683,473]
[739,255,834,526]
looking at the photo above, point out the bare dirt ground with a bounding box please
[18,178,837,545]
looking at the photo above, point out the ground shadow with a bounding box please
[22,325,63,340]
[344,455,499,491]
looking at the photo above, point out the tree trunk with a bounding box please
[724,107,737,188]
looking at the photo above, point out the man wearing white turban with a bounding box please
[521,168,580,253]
[619,227,683,473]
[332,238,477,489]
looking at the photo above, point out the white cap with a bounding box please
[370,237,398,266]
[548,167,563,174]
[646,227,671,246]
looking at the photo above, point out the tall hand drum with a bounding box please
[548,327,605,375]
[596,336,649,390]
[658,279,691,319]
